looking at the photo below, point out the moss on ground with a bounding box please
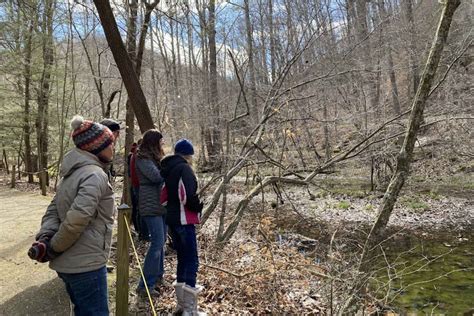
[374,237,474,314]
[400,196,430,212]
[335,200,351,210]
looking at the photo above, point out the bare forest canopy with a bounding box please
[0,0,471,168]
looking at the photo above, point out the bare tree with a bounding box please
[93,0,154,132]
[36,0,55,186]
[360,0,461,263]
[204,0,222,169]
[21,2,36,183]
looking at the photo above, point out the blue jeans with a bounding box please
[57,266,108,316]
[168,225,199,287]
[138,216,166,289]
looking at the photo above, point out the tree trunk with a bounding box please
[2,147,9,175]
[403,0,420,98]
[149,17,160,129]
[56,1,74,189]
[257,0,269,84]
[360,0,461,266]
[379,0,401,114]
[387,48,401,114]
[195,0,209,165]
[23,16,34,183]
[323,103,331,161]
[268,0,277,82]
[36,0,55,187]
[123,0,138,206]
[93,0,154,133]
[244,0,258,121]
[206,0,222,168]
[284,0,296,59]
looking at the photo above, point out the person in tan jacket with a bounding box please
[33,115,116,316]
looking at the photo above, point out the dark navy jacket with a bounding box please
[160,155,202,225]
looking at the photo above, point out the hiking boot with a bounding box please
[173,282,185,314]
[182,285,207,316]
[155,276,171,289]
[136,287,160,299]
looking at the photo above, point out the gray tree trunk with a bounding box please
[36,0,55,186]
[206,0,222,168]
[244,0,258,121]
[23,14,35,183]
[403,0,420,98]
[361,0,461,266]
[268,0,276,82]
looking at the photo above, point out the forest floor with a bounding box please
[0,185,70,315]
[1,156,472,314]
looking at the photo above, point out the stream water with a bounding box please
[276,214,473,314]
[375,234,474,314]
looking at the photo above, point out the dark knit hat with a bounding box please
[100,118,122,132]
[174,139,194,156]
[71,116,114,155]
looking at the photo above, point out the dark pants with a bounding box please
[168,224,199,287]
[58,266,108,316]
[131,186,149,240]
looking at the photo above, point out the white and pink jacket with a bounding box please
[160,155,202,226]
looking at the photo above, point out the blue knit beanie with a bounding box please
[174,139,194,156]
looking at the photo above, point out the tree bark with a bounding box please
[206,0,222,167]
[36,0,55,186]
[360,0,461,265]
[244,0,258,120]
[379,0,401,114]
[257,0,269,84]
[23,15,34,183]
[93,0,154,133]
[403,0,420,98]
[268,0,277,82]
[123,0,139,206]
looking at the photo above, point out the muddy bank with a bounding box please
[217,173,473,242]
[279,188,472,235]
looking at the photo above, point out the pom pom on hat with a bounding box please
[70,115,84,130]
[71,115,114,155]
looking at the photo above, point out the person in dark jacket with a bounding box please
[127,139,149,241]
[100,118,122,181]
[100,118,122,143]
[160,139,205,315]
[135,129,167,297]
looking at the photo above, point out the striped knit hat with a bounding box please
[71,115,114,155]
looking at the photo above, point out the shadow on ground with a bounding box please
[0,277,70,315]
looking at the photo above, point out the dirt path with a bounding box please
[0,187,70,315]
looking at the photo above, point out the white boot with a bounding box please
[182,285,207,316]
[173,282,185,314]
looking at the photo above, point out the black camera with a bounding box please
[28,239,49,262]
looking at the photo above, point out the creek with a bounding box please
[375,233,473,314]
[275,213,473,314]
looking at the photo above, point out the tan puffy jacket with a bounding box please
[37,148,116,274]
